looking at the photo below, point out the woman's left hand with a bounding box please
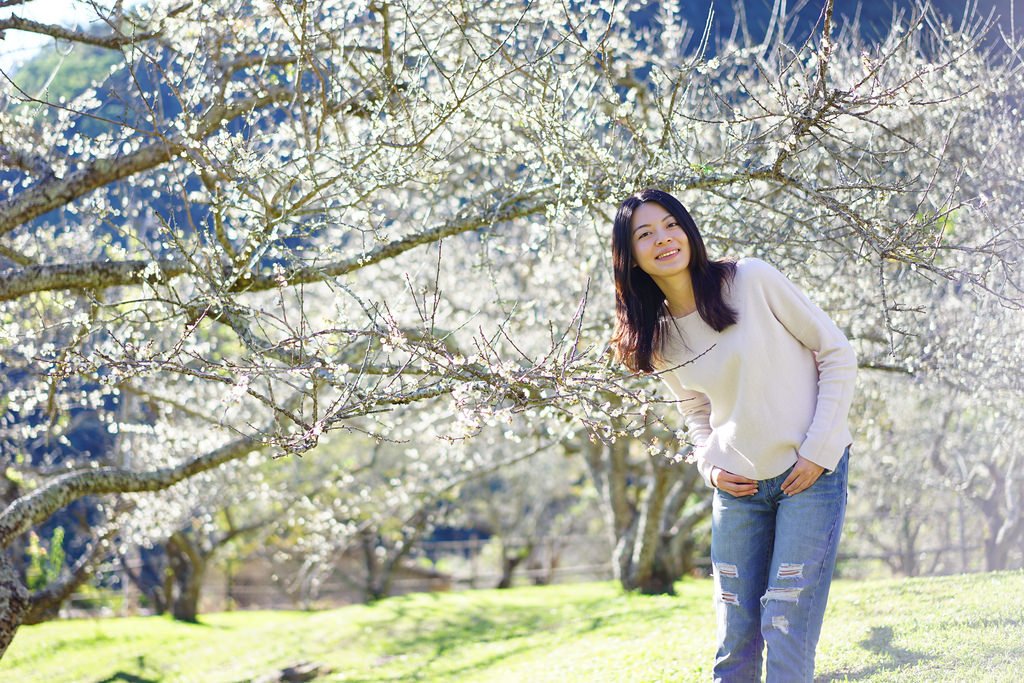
[781,455,824,496]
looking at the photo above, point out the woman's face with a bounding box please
[629,202,691,279]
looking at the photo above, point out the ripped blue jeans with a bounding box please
[711,449,848,683]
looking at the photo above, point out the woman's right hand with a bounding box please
[711,467,758,496]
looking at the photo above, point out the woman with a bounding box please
[610,189,856,682]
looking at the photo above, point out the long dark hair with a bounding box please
[610,189,738,373]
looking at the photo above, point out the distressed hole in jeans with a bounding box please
[777,563,804,579]
[771,615,790,634]
[716,562,739,578]
[720,590,740,606]
[764,586,801,603]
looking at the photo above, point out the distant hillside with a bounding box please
[10,43,119,104]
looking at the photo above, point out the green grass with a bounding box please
[2,571,1021,682]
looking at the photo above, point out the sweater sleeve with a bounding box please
[753,259,857,470]
[659,369,717,487]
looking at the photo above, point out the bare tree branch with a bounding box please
[23,525,117,625]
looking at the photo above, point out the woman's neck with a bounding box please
[654,272,697,317]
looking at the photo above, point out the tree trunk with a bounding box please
[539,536,561,585]
[667,532,699,578]
[899,516,920,577]
[984,532,1009,572]
[496,557,518,589]
[986,491,1023,571]
[360,510,432,602]
[360,529,385,602]
[167,533,206,623]
[171,567,204,623]
[976,484,1017,572]
[496,542,532,589]
[661,476,711,579]
[627,459,675,594]
[583,436,707,595]
[120,551,169,615]
[0,552,30,660]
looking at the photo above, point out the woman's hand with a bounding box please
[711,467,758,497]
[781,455,824,496]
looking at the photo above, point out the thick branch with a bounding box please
[0,167,800,302]
[0,14,158,50]
[167,531,202,568]
[216,516,274,550]
[0,259,188,301]
[0,88,296,237]
[0,434,262,550]
[630,458,676,591]
[0,144,54,180]
[246,186,564,289]
[0,142,180,238]
[0,184,573,301]
[0,243,34,267]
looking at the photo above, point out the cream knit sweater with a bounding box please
[657,257,857,487]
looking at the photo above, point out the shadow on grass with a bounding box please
[93,655,162,683]
[95,675,157,683]
[341,590,689,682]
[818,625,931,682]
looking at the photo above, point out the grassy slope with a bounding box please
[1,571,1021,682]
